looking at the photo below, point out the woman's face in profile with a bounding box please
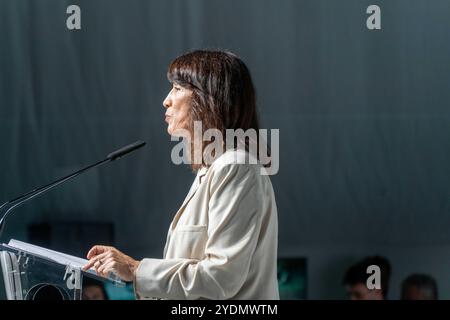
[163,83,193,137]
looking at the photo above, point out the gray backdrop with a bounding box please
[1,0,450,299]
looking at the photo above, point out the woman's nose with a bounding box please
[163,94,171,109]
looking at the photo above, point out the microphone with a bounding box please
[0,141,146,238]
[107,140,146,161]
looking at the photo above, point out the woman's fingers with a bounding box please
[83,246,136,282]
[86,245,112,259]
[97,260,116,277]
[83,259,96,270]
[83,251,111,270]
[86,246,102,259]
[96,257,114,273]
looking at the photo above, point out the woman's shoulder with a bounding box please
[202,149,265,184]
[210,149,259,170]
[202,149,274,200]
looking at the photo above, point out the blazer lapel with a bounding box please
[163,167,208,258]
[182,166,207,204]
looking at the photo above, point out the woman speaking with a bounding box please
[83,50,279,300]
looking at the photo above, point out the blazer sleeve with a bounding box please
[134,163,262,299]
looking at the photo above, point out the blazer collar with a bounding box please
[169,166,209,232]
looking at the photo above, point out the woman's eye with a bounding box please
[173,86,181,91]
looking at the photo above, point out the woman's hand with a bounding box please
[82,245,140,282]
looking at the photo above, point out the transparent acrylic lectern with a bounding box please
[0,240,125,300]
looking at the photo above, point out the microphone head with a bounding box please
[107,141,146,161]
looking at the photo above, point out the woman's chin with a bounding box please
[167,125,176,136]
[167,128,179,137]
[169,128,190,138]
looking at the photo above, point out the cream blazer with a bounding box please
[134,149,279,299]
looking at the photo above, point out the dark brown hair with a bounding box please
[167,50,261,170]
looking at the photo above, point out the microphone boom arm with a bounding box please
[0,140,146,238]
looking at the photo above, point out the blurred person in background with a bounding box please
[342,255,391,300]
[82,277,108,300]
[401,274,438,300]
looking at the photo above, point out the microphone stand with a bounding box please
[0,140,146,238]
